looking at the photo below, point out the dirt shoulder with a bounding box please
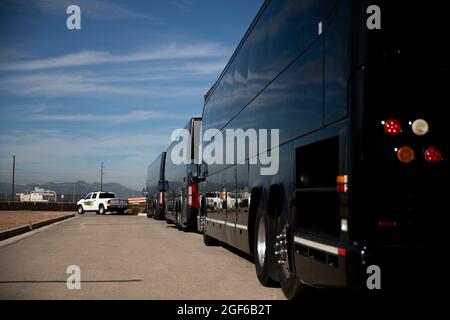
[0,211,76,232]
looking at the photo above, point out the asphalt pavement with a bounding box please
[0,213,284,299]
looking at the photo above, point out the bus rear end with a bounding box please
[351,1,448,289]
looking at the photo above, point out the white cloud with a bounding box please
[30,110,189,124]
[0,72,207,97]
[0,43,229,72]
[11,0,148,20]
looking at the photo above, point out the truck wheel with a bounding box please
[253,207,276,287]
[99,204,105,215]
[77,205,84,215]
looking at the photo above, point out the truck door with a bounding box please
[91,193,99,211]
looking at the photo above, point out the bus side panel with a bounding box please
[293,122,348,288]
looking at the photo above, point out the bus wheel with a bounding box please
[176,212,183,230]
[276,211,310,299]
[203,227,217,246]
[253,208,275,287]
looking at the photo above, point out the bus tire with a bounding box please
[203,228,217,246]
[275,203,311,299]
[253,207,276,287]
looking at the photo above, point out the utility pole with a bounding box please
[11,155,15,205]
[100,162,104,191]
[72,180,76,203]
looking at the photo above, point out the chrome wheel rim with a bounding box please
[257,217,266,266]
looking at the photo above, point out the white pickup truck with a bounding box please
[77,191,129,215]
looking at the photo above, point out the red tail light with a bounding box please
[191,183,199,209]
[384,119,402,135]
[424,146,442,164]
[378,220,398,228]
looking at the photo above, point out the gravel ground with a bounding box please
[0,211,75,231]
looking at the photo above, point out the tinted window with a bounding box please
[203,0,325,132]
[324,0,350,124]
[99,193,115,199]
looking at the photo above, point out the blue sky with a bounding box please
[0,0,263,191]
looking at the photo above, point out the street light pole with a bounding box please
[11,155,15,209]
[72,180,76,203]
[100,162,104,191]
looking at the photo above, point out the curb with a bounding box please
[0,214,76,241]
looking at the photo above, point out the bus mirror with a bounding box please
[158,180,168,192]
[198,163,208,182]
[188,164,199,179]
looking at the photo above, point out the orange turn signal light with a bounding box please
[336,175,348,184]
[397,146,415,163]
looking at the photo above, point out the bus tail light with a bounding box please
[383,119,402,136]
[336,175,348,193]
[191,183,199,209]
[397,146,415,163]
[378,220,398,228]
[424,146,442,164]
[411,119,429,136]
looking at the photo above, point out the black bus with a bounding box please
[197,0,448,298]
[145,151,167,220]
[165,117,202,231]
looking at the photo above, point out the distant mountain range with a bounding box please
[0,181,142,199]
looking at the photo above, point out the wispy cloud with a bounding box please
[0,72,207,97]
[30,110,189,124]
[0,43,229,72]
[0,47,30,61]
[8,0,148,20]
